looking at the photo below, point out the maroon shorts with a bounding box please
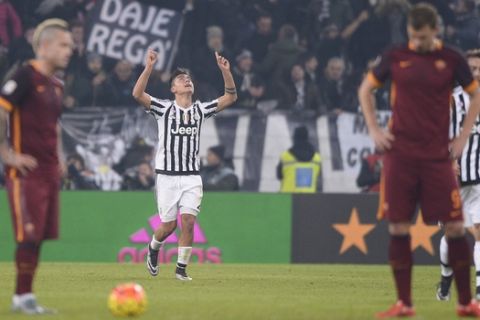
[378,153,463,224]
[6,176,60,243]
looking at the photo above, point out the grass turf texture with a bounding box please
[0,263,468,319]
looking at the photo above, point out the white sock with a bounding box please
[13,293,35,304]
[474,241,480,288]
[150,236,164,250]
[177,247,192,265]
[440,235,453,277]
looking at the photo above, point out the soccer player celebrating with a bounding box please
[437,49,480,301]
[0,19,73,314]
[358,4,480,318]
[132,49,237,280]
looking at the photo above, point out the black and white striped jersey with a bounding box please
[147,96,218,175]
[450,86,480,186]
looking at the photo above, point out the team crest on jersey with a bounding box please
[1,80,17,95]
[435,59,447,71]
[183,113,190,124]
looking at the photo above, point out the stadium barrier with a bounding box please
[0,191,291,264]
[0,191,446,264]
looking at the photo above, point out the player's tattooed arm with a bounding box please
[0,109,37,174]
[215,51,237,112]
[132,49,157,109]
[451,87,480,158]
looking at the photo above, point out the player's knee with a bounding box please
[473,224,480,240]
[181,214,195,231]
[388,223,410,235]
[444,221,466,238]
[17,241,40,251]
[164,221,177,234]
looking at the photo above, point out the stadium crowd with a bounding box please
[0,0,479,190]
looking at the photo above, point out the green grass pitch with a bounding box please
[0,263,468,319]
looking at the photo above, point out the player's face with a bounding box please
[171,74,194,95]
[407,25,438,53]
[44,30,74,70]
[468,57,480,82]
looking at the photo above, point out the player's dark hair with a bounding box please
[169,68,192,87]
[466,49,480,59]
[407,3,439,30]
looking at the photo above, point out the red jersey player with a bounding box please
[359,4,480,319]
[0,19,73,314]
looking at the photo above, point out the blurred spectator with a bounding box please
[345,5,390,71]
[64,52,108,108]
[301,53,319,84]
[314,22,345,69]
[447,0,480,50]
[244,0,289,30]
[260,24,304,90]
[145,70,172,100]
[7,24,34,67]
[100,60,137,107]
[114,137,154,175]
[67,20,86,74]
[193,25,233,99]
[201,145,239,191]
[302,0,354,46]
[243,13,275,64]
[277,64,321,113]
[232,49,266,109]
[35,0,94,22]
[63,153,98,190]
[121,161,155,191]
[0,0,22,47]
[277,126,321,193]
[356,152,382,192]
[318,57,353,115]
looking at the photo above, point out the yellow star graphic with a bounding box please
[333,208,376,255]
[410,214,440,255]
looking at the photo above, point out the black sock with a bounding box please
[440,274,453,295]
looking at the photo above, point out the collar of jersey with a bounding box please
[173,100,196,111]
[407,39,443,52]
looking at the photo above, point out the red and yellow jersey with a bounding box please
[0,61,63,178]
[368,41,479,160]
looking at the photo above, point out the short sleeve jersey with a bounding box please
[146,96,218,175]
[0,62,63,178]
[368,42,478,160]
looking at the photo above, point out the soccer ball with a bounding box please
[108,283,147,317]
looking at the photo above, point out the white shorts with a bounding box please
[461,184,480,228]
[155,174,203,223]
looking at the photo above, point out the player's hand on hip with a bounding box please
[6,153,38,175]
[370,127,394,152]
[215,52,230,71]
[452,160,460,176]
[145,49,158,68]
[59,161,67,177]
[450,136,468,159]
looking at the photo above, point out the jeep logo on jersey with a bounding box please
[171,126,198,135]
[118,213,222,264]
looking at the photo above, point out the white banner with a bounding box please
[86,0,183,71]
